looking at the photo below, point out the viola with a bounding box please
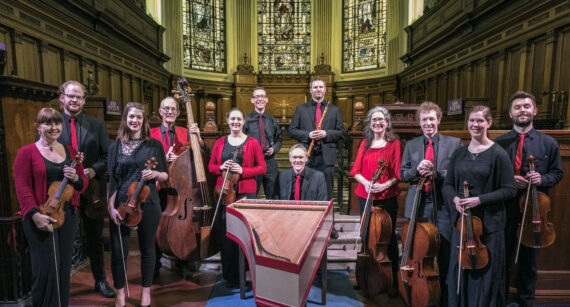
[157,78,219,261]
[40,154,82,229]
[456,181,489,292]
[117,157,157,226]
[398,176,441,307]
[355,158,393,296]
[515,155,555,261]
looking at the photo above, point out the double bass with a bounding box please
[155,77,218,261]
[514,155,555,262]
[355,158,393,296]
[456,181,488,293]
[398,176,440,307]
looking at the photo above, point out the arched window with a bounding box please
[183,0,226,72]
[257,0,311,74]
[343,0,387,72]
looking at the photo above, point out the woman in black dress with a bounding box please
[107,102,168,307]
[443,105,517,306]
[14,108,86,307]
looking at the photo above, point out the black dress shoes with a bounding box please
[95,280,115,298]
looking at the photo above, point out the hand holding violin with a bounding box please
[454,196,481,213]
[220,160,243,174]
[63,165,80,183]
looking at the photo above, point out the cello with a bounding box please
[514,155,555,262]
[355,158,393,296]
[456,181,489,293]
[398,176,440,307]
[40,154,82,229]
[157,77,218,261]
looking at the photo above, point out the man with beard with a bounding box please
[243,87,282,199]
[400,101,462,306]
[57,80,114,298]
[495,91,563,307]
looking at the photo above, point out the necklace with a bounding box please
[122,139,142,155]
[470,151,480,160]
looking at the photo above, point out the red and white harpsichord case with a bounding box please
[225,198,333,307]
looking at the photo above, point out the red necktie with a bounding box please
[424,139,434,192]
[70,117,78,151]
[315,103,322,145]
[163,130,171,154]
[514,134,525,175]
[294,175,301,200]
[259,113,266,149]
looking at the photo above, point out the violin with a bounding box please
[515,155,555,262]
[456,181,489,293]
[40,154,82,229]
[398,176,441,307]
[211,147,243,229]
[117,157,157,226]
[355,158,393,296]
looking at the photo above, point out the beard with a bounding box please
[513,116,532,127]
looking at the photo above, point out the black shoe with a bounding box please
[387,287,399,298]
[330,227,339,239]
[94,280,115,298]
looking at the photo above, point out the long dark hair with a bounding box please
[117,102,150,142]
[363,106,397,149]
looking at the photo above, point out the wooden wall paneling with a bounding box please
[19,35,40,81]
[132,77,141,104]
[121,74,131,104]
[42,44,62,86]
[530,35,547,109]
[63,52,80,82]
[110,69,121,101]
[557,27,570,128]
[0,27,14,75]
[542,31,556,104]
[506,46,522,113]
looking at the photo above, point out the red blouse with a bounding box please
[14,144,87,219]
[350,139,401,200]
[208,136,266,194]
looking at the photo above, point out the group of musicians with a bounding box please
[13,77,562,307]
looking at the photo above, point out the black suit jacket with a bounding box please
[59,112,110,198]
[274,167,328,201]
[288,100,344,166]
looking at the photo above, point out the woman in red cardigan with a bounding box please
[208,107,266,287]
[350,105,401,295]
[14,107,87,307]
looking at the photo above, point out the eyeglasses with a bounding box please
[252,95,267,99]
[64,94,84,100]
[370,118,386,123]
[161,107,178,112]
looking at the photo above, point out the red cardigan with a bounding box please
[14,144,87,219]
[208,136,266,194]
[350,139,401,200]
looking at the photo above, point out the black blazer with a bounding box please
[288,100,345,166]
[274,167,328,201]
[59,112,110,198]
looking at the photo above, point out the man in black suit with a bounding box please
[275,144,327,201]
[58,80,113,298]
[288,77,344,200]
[400,101,462,306]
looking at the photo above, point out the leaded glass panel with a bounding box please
[183,0,226,72]
[257,0,311,74]
[343,0,387,72]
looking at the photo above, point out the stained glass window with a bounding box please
[183,0,226,72]
[257,0,311,74]
[343,0,387,72]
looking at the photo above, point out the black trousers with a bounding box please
[23,204,78,307]
[505,219,539,307]
[218,192,256,284]
[255,157,278,199]
[80,203,106,283]
[110,200,161,288]
[308,152,334,199]
[358,196,399,286]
